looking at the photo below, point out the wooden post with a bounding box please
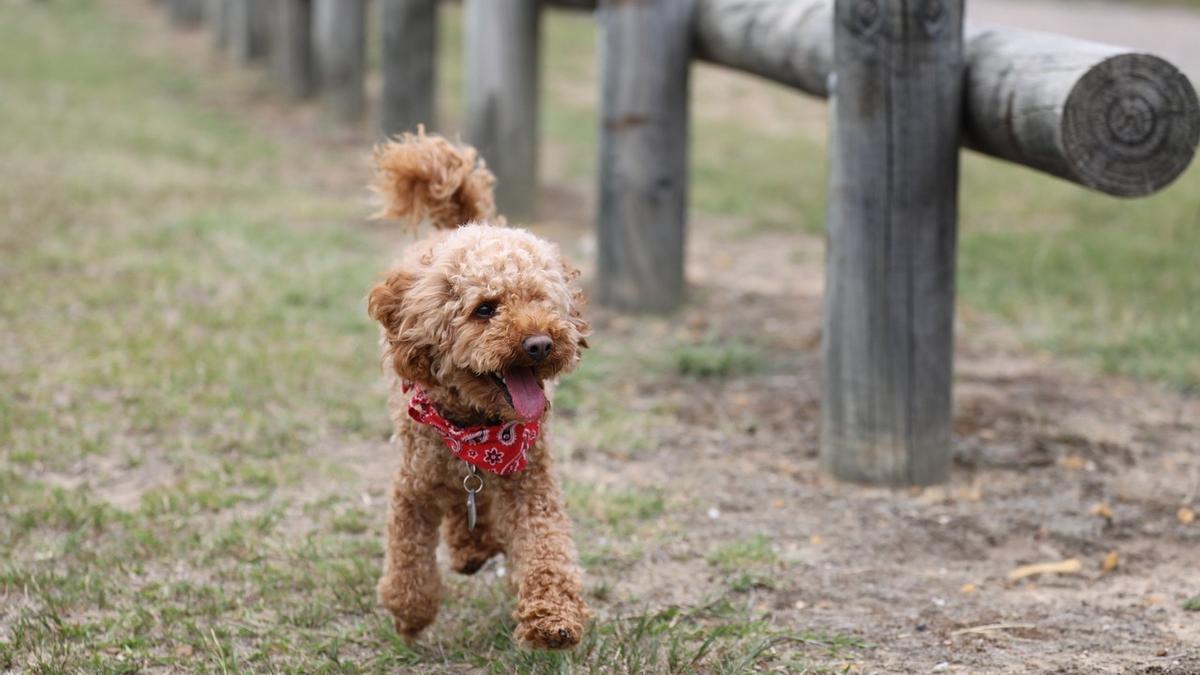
[228,0,271,63]
[464,0,540,219]
[207,0,231,51]
[821,0,965,486]
[595,0,694,312]
[313,0,367,124]
[380,0,437,137]
[168,0,205,27]
[271,0,316,100]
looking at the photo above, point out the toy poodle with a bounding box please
[366,130,591,650]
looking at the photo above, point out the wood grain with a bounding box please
[820,0,964,486]
[595,0,695,312]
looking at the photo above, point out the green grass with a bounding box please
[708,535,777,572]
[666,341,767,379]
[3,0,1194,671]
[0,3,835,672]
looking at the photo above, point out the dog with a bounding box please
[366,130,591,650]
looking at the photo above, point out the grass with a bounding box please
[2,0,1194,671]
[707,535,778,573]
[667,341,766,379]
[0,3,832,672]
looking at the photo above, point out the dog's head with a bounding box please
[369,224,588,423]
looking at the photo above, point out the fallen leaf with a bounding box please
[1145,594,1166,607]
[771,498,785,509]
[1178,507,1195,525]
[1090,502,1113,519]
[1102,551,1119,573]
[1060,455,1086,471]
[958,487,984,502]
[960,583,977,594]
[809,534,823,546]
[1008,558,1083,581]
[175,644,195,657]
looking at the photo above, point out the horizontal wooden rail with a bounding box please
[548,0,1200,197]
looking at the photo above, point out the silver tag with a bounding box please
[462,464,483,533]
[467,489,477,532]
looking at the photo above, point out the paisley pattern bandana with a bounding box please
[404,383,540,476]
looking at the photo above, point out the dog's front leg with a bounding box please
[499,468,590,650]
[377,476,444,640]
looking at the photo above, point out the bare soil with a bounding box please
[569,221,1200,674]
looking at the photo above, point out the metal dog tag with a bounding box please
[463,465,483,533]
[466,490,477,532]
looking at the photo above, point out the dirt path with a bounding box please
[577,221,1200,673]
[969,0,1200,79]
[538,4,1200,670]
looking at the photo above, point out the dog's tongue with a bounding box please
[503,367,545,421]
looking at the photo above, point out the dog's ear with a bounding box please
[368,267,434,380]
[560,256,591,349]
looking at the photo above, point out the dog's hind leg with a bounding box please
[377,476,444,641]
[442,495,505,575]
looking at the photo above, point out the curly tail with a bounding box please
[370,127,503,229]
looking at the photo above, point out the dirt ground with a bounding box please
[566,226,1200,673]
[483,2,1200,670]
[30,2,1199,673]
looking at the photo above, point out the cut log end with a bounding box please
[1063,53,1200,197]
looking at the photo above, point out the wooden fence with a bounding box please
[159,0,1200,487]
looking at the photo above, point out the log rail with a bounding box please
[556,0,1200,197]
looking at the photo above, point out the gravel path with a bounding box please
[969,0,1200,79]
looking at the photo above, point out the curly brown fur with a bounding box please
[370,127,504,230]
[368,132,591,649]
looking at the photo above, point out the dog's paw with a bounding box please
[516,616,584,650]
[394,617,426,643]
[378,575,439,639]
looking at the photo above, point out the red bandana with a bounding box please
[403,383,540,476]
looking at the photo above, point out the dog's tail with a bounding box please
[369,127,502,230]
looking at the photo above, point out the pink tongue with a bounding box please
[503,367,546,421]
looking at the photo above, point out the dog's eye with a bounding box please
[473,302,498,319]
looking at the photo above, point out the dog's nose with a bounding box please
[522,334,553,363]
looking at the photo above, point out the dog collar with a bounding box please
[403,382,540,476]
